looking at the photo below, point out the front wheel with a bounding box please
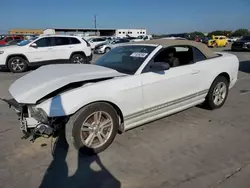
[65,102,119,155]
[205,76,229,110]
[7,56,28,73]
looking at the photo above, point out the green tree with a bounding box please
[208,30,232,37]
[190,31,205,37]
[231,29,250,37]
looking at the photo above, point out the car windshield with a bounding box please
[86,38,94,41]
[95,45,155,75]
[242,36,250,40]
[18,37,38,46]
[136,35,144,39]
[102,40,113,45]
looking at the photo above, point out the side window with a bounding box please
[92,38,98,42]
[193,47,206,62]
[98,38,105,42]
[152,46,193,67]
[55,37,70,46]
[70,37,81,44]
[215,37,218,40]
[94,38,105,42]
[34,38,50,47]
[5,37,13,42]
[219,37,223,40]
[14,37,20,40]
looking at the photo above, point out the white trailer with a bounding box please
[115,29,147,38]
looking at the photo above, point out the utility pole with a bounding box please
[94,15,97,29]
[94,14,97,35]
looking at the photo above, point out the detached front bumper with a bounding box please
[1,98,46,132]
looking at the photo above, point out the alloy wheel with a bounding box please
[11,59,25,71]
[73,56,85,64]
[80,111,113,148]
[213,82,227,106]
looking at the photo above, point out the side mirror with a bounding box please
[150,62,170,72]
[30,43,37,48]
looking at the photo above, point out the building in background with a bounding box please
[8,28,147,38]
[115,29,146,38]
[9,29,44,35]
[43,28,147,38]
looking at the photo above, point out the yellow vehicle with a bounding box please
[207,35,228,48]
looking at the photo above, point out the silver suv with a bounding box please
[94,38,130,54]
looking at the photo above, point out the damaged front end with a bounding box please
[1,98,68,141]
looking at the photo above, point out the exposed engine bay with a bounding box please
[1,77,114,141]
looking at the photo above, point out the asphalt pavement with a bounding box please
[0,46,250,188]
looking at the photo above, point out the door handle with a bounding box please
[191,70,200,75]
[47,48,53,50]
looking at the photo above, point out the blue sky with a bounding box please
[2,0,250,34]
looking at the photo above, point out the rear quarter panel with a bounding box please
[197,52,239,91]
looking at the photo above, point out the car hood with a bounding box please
[0,45,22,51]
[9,64,126,104]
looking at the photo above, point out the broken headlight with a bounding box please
[29,106,48,123]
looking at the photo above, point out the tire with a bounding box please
[7,56,28,73]
[70,54,87,64]
[65,102,119,156]
[205,76,229,110]
[104,47,111,54]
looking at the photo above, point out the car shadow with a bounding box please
[39,130,121,188]
[39,95,121,188]
[0,65,38,73]
[239,60,250,73]
[223,49,232,52]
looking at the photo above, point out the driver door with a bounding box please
[140,46,203,117]
[26,37,54,63]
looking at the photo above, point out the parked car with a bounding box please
[94,38,130,54]
[0,35,92,73]
[124,36,137,40]
[227,37,239,43]
[131,35,152,42]
[207,35,228,48]
[162,37,187,40]
[2,39,239,155]
[86,37,108,49]
[231,35,250,51]
[0,36,23,45]
[0,39,23,47]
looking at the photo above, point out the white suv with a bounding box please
[0,35,92,73]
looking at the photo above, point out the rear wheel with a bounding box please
[65,102,119,155]
[7,56,28,73]
[205,76,229,110]
[70,54,87,64]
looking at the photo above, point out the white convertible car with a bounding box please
[2,39,239,155]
